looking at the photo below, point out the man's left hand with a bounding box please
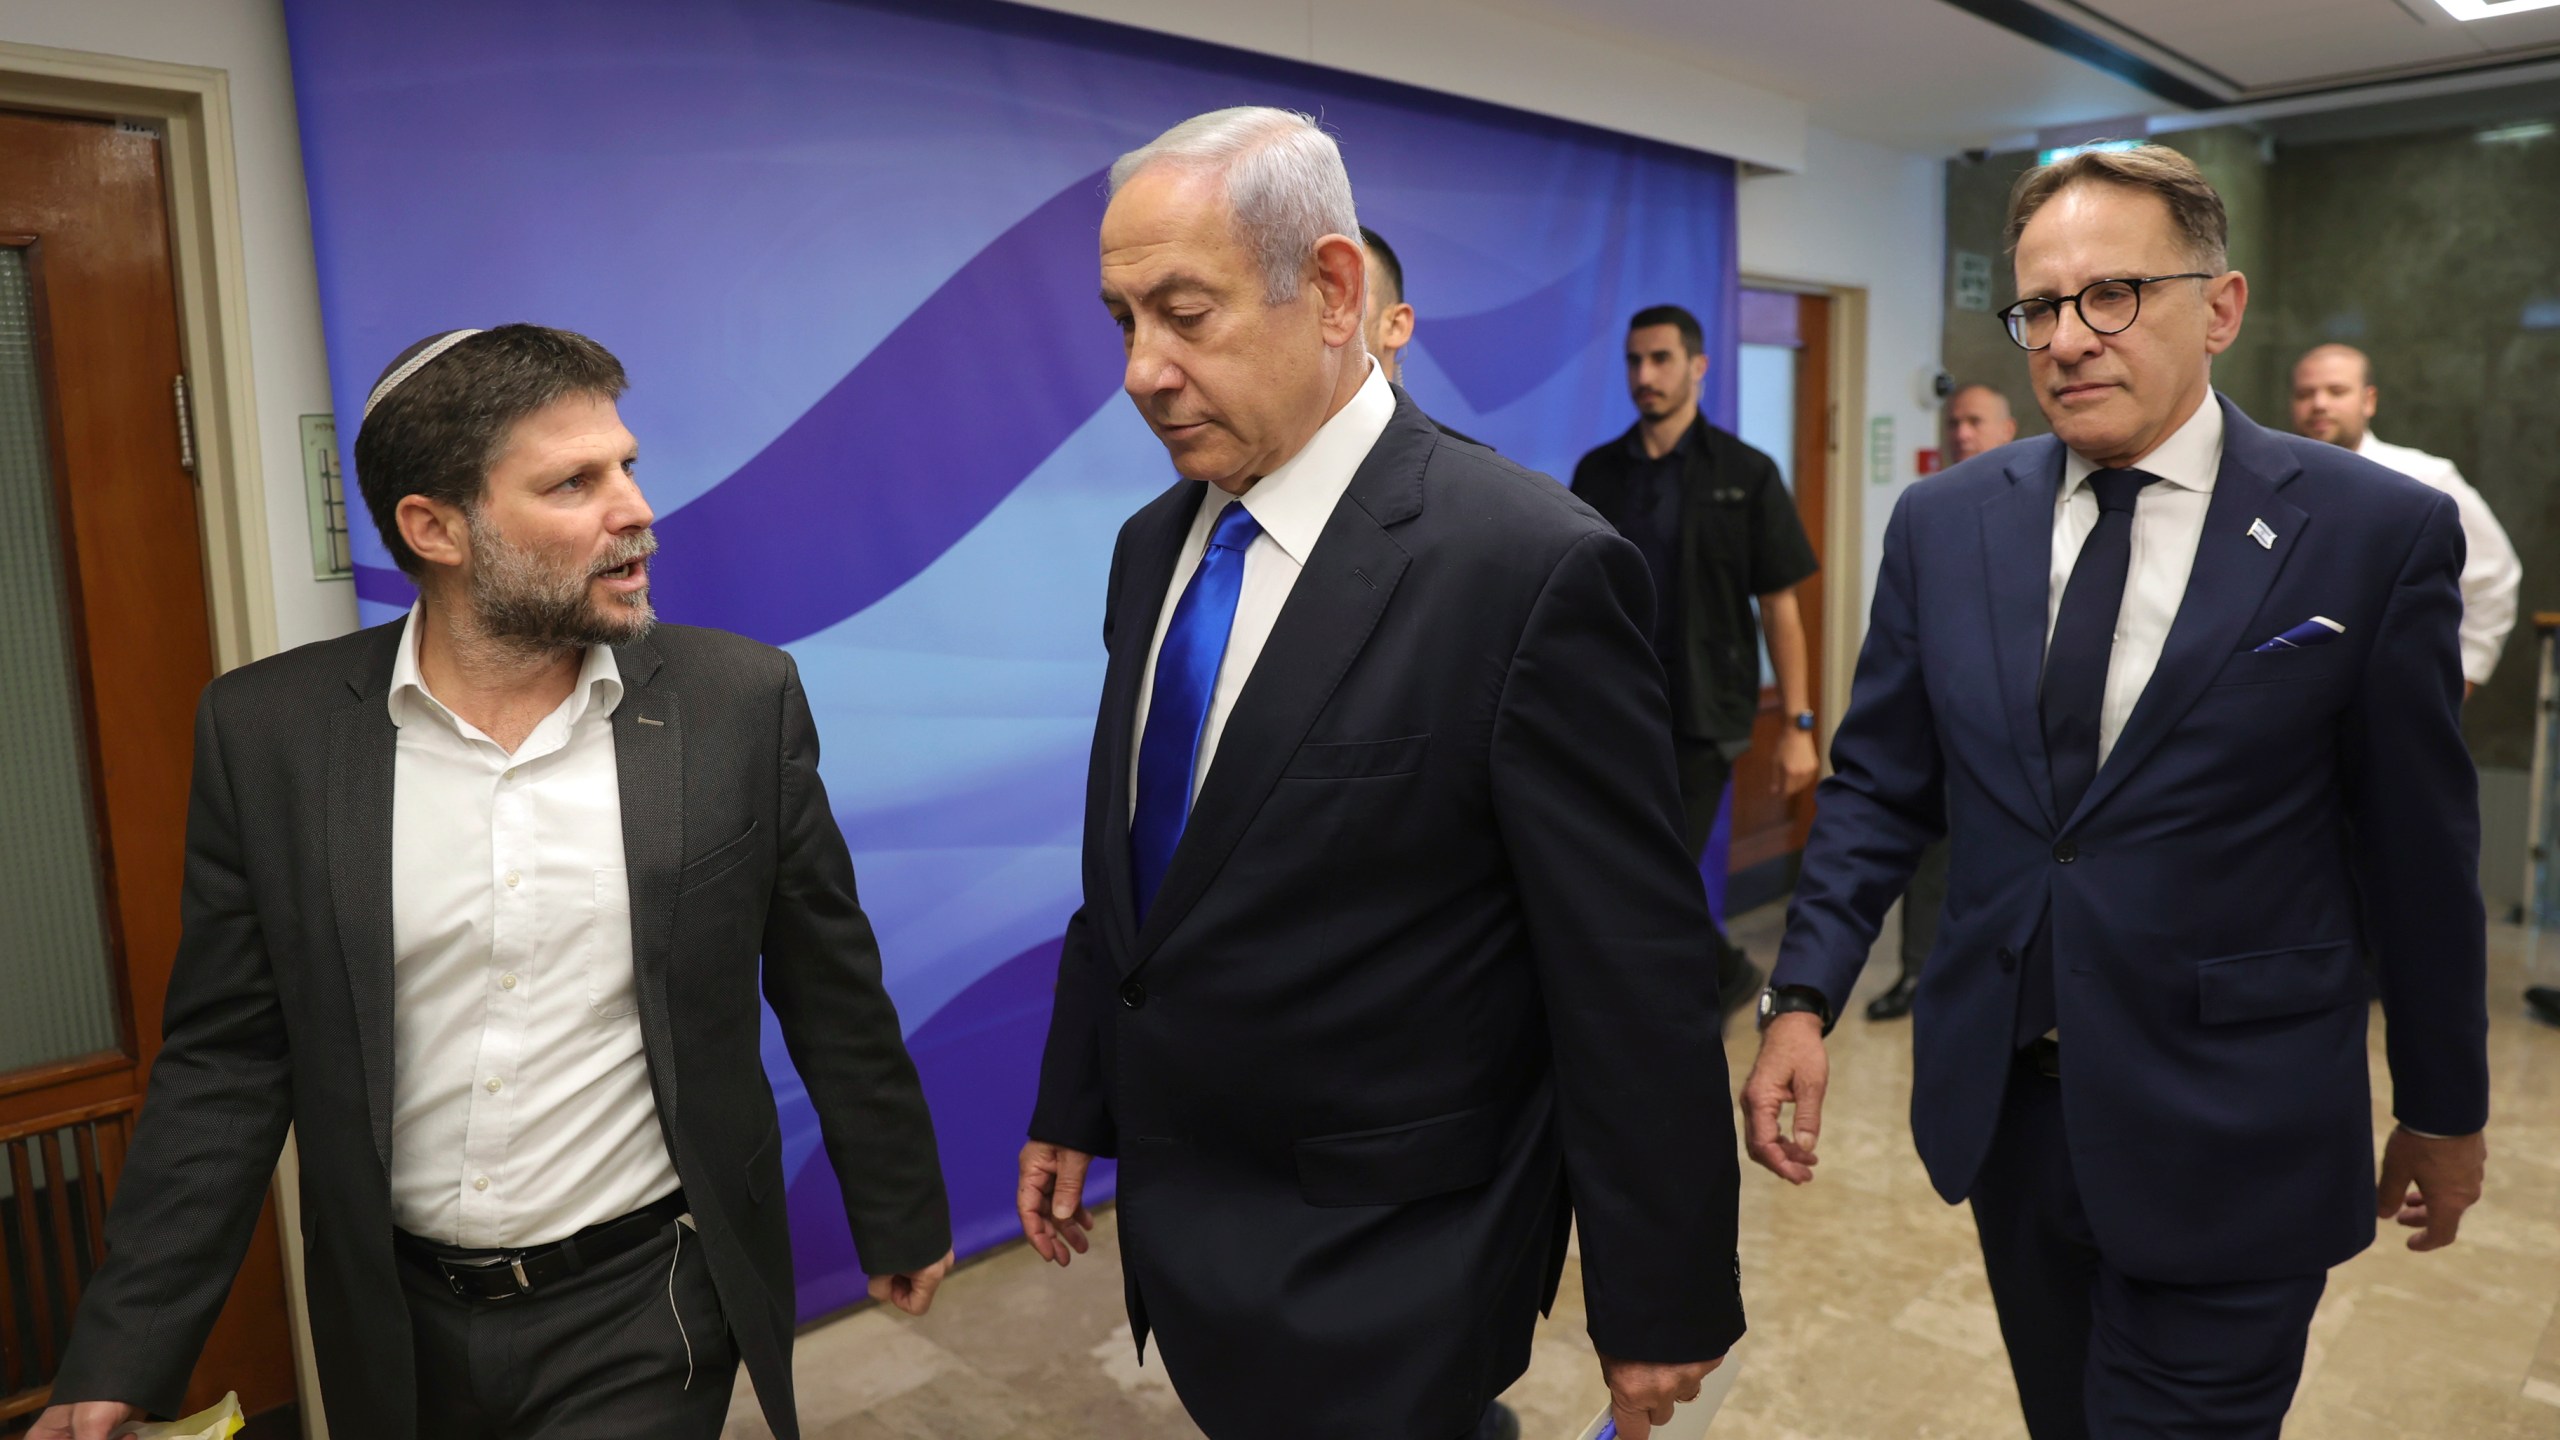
[2377,1125,2486,1252]
[867,1249,956,1315]
[1772,729,1818,798]
[1598,1352,1724,1439]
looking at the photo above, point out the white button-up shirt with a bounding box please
[2357,430,2520,686]
[385,607,679,1247]
[1130,359,1395,814]
[2049,393,2226,767]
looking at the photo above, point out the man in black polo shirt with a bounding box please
[1572,304,1819,1013]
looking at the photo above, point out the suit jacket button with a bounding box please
[1119,980,1147,1010]
[1997,948,2017,973]
[2053,840,2078,864]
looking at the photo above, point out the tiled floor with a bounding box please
[728,908,2560,1439]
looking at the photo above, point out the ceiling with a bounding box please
[1486,0,2560,155]
[1487,0,2183,153]
[2054,0,2560,96]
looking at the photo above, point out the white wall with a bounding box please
[6,0,357,656]
[1008,0,1809,172]
[1738,123,1948,598]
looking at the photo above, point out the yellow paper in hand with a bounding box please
[109,1391,245,1440]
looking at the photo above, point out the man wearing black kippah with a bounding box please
[35,325,951,1440]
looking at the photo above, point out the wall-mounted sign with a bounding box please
[299,414,351,580]
[1953,251,1994,313]
[1870,415,1896,484]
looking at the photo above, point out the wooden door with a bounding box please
[0,107,296,1429]
[1726,291,1830,884]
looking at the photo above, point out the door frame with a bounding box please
[0,41,280,673]
[1739,274,1868,765]
[0,41,320,1437]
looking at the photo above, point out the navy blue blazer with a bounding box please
[1774,396,2489,1285]
[1032,392,1744,1439]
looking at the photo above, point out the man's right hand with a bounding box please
[28,1402,139,1440]
[1016,1139,1096,1267]
[1741,1011,1828,1184]
[1599,1353,1724,1439]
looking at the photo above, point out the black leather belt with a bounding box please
[396,1190,687,1302]
[2019,1034,2062,1080]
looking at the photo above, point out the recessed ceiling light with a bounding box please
[2434,0,2560,18]
[2477,119,2558,143]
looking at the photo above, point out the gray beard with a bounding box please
[466,514,657,652]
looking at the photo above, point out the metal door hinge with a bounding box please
[173,375,198,474]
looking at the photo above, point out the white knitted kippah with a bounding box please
[361,328,486,421]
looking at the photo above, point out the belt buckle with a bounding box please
[440,1252,530,1301]
[2026,1036,2062,1080]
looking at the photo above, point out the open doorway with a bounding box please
[1717,286,1837,913]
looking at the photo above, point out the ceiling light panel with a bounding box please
[2435,0,2560,19]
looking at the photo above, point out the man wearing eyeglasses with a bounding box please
[1743,144,2488,1438]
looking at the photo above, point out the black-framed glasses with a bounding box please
[1998,273,2214,351]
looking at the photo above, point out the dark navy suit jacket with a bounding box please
[1774,395,2489,1285]
[1032,391,1745,1439]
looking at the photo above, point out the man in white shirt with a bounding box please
[2291,342,2520,696]
[1745,144,2488,1438]
[41,326,952,1440]
[1018,107,1741,1440]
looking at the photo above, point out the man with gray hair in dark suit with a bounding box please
[1018,107,1742,1440]
[36,324,952,1440]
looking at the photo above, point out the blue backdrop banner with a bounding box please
[282,0,1738,1323]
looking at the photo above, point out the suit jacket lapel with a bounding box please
[1095,481,1201,962]
[1125,404,1431,967]
[1982,440,2065,831]
[610,636,686,1122]
[2068,400,2306,826]
[325,622,406,1173]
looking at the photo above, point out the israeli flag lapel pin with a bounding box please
[2248,517,2277,550]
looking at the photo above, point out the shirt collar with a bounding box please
[1223,358,1395,566]
[2062,390,2225,499]
[386,603,625,737]
[1623,414,1701,462]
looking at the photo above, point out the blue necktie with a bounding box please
[1131,500,1262,923]
[2020,466,2149,1044]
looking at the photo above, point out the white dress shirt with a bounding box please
[2049,394,2227,767]
[1130,360,1396,815]
[386,607,679,1247]
[2357,430,2520,686]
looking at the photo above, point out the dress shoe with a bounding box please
[1473,1400,1522,1440]
[2527,986,2560,1028]
[1865,972,1919,1021]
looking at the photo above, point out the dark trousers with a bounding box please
[1898,837,1951,981]
[1968,1058,2326,1439]
[1675,738,1756,997]
[399,1218,739,1440]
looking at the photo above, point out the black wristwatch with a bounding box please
[1757,984,1834,1036]
[1791,710,1817,732]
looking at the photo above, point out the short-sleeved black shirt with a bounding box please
[1570,416,1819,744]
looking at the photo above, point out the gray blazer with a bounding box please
[51,620,948,1440]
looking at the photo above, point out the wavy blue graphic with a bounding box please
[285,0,1736,1321]
[650,170,1121,643]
